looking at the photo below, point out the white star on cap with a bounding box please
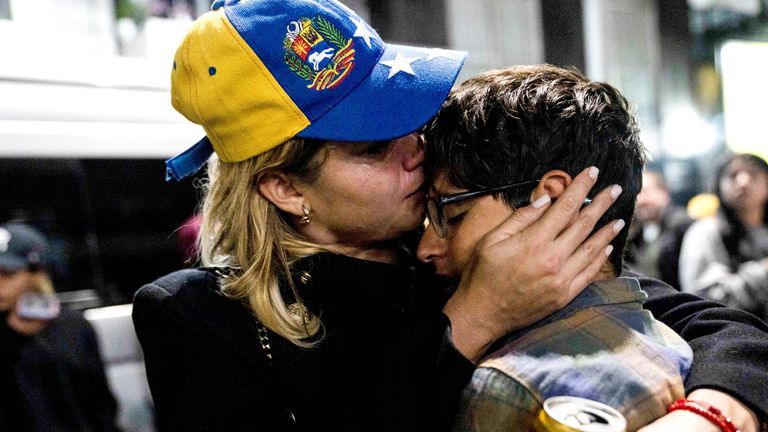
[353,17,374,49]
[381,53,420,79]
[425,48,461,61]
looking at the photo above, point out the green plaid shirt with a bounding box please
[455,277,692,431]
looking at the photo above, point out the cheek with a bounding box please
[720,179,735,197]
[0,279,25,302]
[445,223,490,274]
[448,204,511,273]
[338,165,395,200]
[351,173,405,216]
[315,166,373,209]
[758,177,768,198]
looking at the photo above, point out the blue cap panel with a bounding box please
[224,0,384,121]
[298,43,467,142]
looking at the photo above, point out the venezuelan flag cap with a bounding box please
[165,0,467,181]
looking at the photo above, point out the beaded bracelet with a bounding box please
[667,399,740,432]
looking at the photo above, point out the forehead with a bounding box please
[429,172,465,195]
[726,158,766,173]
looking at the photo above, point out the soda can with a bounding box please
[534,396,627,432]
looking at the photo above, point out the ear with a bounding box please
[258,172,306,217]
[530,170,574,202]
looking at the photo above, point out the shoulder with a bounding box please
[685,217,720,237]
[482,306,687,380]
[135,268,218,299]
[458,366,538,427]
[681,218,726,258]
[132,268,242,332]
[633,272,677,296]
[133,268,225,314]
[38,309,97,349]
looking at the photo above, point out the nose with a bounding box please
[417,221,446,263]
[396,133,424,172]
[735,170,751,187]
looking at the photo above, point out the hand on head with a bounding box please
[440,167,624,362]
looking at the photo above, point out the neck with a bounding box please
[324,243,401,264]
[739,207,765,228]
[299,224,407,265]
[593,263,618,282]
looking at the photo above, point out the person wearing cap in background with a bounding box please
[133,0,768,430]
[0,222,119,432]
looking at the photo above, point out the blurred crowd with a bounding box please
[625,153,768,322]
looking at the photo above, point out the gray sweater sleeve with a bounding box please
[679,218,768,317]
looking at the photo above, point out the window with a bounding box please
[0,158,200,305]
[368,0,448,46]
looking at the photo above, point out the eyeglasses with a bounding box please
[426,180,539,238]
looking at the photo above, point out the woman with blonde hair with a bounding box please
[134,1,622,429]
[134,1,768,430]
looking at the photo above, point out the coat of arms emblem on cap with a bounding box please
[283,16,355,91]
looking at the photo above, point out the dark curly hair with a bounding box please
[424,64,647,271]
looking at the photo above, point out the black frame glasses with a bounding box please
[426,180,539,238]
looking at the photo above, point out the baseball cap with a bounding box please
[165,0,467,181]
[0,223,48,272]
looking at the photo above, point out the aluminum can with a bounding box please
[533,396,627,432]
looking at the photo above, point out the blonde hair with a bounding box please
[200,138,327,346]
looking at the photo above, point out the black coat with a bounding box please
[133,253,768,431]
[0,309,119,432]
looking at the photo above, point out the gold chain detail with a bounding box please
[256,323,273,361]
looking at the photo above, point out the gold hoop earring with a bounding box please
[299,204,312,225]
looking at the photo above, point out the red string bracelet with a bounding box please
[667,399,740,432]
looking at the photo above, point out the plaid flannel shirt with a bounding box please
[455,277,692,432]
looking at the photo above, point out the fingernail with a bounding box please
[610,185,623,200]
[531,194,551,209]
[613,219,625,233]
[589,166,599,179]
[605,245,614,256]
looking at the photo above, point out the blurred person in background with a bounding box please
[679,153,768,322]
[176,213,202,265]
[0,222,119,432]
[626,166,693,289]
